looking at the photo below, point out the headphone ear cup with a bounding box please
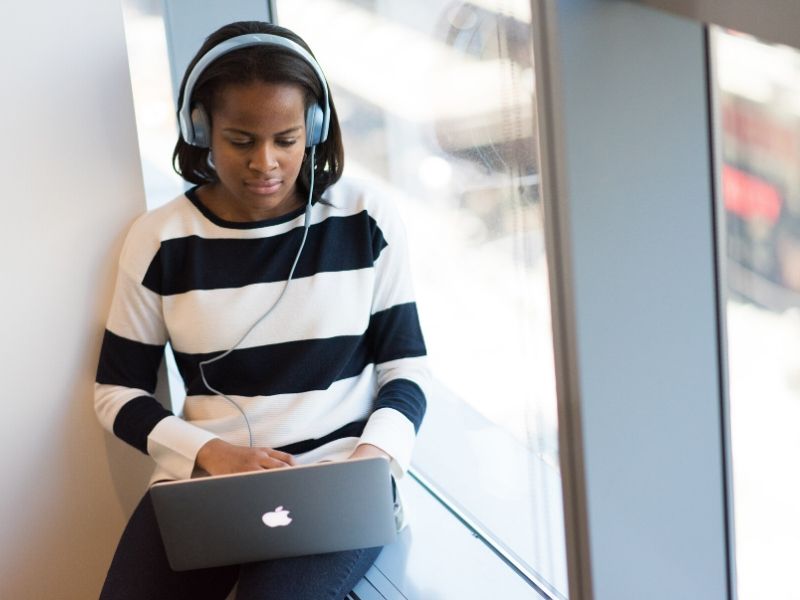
[191,104,212,148]
[305,104,325,147]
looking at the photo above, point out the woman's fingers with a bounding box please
[266,448,296,465]
[257,448,294,469]
[195,441,298,475]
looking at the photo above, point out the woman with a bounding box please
[95,20,428,599]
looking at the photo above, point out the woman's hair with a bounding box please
[173,21,344,199]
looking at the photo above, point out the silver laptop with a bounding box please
[150,456,397,571]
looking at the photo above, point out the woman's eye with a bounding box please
[277,139,297,148]
[229,139,252,147]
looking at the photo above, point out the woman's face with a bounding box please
[205,80,307,222]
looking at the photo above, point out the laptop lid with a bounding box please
[150,457,397,571]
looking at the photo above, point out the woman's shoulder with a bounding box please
[118,190,199,275]
[322,175,405,225]
[126,190,199,241]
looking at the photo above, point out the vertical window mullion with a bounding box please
[531,2,732,598]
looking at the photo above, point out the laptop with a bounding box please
[150,456,397,571]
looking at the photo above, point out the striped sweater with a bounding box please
[94,177,428,484]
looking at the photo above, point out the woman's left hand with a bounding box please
[348,443,391,462]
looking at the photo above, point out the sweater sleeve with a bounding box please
[94,225,217,480]
[358,196,429,478]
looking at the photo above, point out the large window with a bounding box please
[712,27,800,600]
[276,0,566,595]
[122,0,566,594]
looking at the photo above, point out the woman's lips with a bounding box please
[245,179,282,195]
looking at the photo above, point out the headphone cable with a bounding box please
[198,146,317,448]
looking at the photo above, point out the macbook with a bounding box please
[150,456,397,571]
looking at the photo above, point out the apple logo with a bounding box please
[261,506,293,528]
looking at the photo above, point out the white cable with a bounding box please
[198,146,317,447]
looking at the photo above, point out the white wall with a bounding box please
[0,1,153,597]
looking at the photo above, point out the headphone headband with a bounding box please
[178,33,331,148]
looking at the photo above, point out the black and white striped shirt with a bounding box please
[95,177,428,484]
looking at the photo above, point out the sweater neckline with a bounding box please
[185,186,309,230]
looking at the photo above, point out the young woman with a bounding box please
[95,20,428,599]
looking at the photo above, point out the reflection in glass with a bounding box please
[277,0,565,595]
[713,27,800,600]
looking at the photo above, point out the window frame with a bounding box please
[531,2,735,599]
[533,1,800,599]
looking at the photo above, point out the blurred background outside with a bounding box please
[713,27,800,600]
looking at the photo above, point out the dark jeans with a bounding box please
[99,492,382,600]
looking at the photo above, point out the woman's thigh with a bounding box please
[236,545,383,600]
[99,492,239,600]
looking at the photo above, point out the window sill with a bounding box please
[351,472,551,600]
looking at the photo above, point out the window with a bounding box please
[122,0,567,593]
[276,1,566,595]
[712,26,800,600]
[121,0,185,209]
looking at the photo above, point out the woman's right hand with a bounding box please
[195,438,295,476]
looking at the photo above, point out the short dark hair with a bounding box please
[172,21,344,200]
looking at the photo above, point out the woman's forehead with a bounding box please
[213,81,306,129]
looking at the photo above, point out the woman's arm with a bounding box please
[356,191,429,476]
[95,217,218,480]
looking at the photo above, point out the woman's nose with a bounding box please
[248,143,278,173]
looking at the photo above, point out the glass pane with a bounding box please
[277,1,566,595]
[121,0,185,209]
[712,27,800,600]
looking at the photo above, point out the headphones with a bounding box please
[178,33,331,149]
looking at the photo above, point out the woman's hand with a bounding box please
[195,438,295,476]
[348,443,391,462]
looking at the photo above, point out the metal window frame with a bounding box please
[531,1,744,599]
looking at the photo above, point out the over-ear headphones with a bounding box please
[178,33,331,149]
